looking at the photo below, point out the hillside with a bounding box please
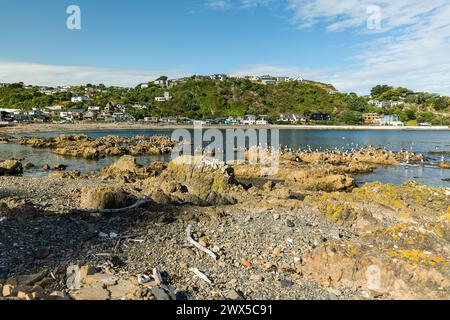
[0,78,449,125]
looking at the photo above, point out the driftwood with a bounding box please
[153,268,163,285]
[189,268,212,285]
[186,225,218,261]
[95,199,151,214]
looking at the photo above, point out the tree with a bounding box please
[371,85,392,97]
[340,110,362,125]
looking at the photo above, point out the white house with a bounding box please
[71,96,88,103]
[256,115,269,125]
[132,104,148,110]
[46,106,63,111]
[210,74,227,81]
[376,115,404,126]
[276,77,291,82]
[243,115,257,125]
[279,113,306,123]
[154,79,169,88]
[155,92,171,102]
[88,106,101,112]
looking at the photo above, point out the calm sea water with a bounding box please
[1,129,449,187]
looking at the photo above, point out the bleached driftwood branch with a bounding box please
[189,268,212,285]
[96,199,151,214]
[186,225,218,261]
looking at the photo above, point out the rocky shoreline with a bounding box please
[0,135,449,300]
[0,122,449,135]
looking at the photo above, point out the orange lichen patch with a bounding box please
[309,193,358,224]
[386,249,448,267]
[384,223,428,244]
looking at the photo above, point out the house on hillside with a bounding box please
[154,78,169,88]
[210,74,227,81]
[71,96,88,103]
[277,77,291,82]
[243,115,257,125]
[84,110,98,120]
[132,104,148,110]
[310,113,332,121]
[256,115,269,125]
[144,117,159,123]
[68,109,84,120]
[279,113,306,124]
[376,115,404,126]
[362,113,384,124]
[0,111,14,122]
[160,117,177,124]
[155,92,171,102]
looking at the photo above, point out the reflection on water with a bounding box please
[1,129,449,186]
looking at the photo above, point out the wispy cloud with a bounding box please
[0,60,186,87]
[208,0,450,95]
[205,0,233,11]
[205,0,274,11]
[283,0,450,94]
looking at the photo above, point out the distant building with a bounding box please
[71,96,88,103]
[83,110,98,120]
[311,113,332,121]
[279,113,306,123]
[243,115,257,125]
[369,100,405,108]
[144,117,159,123]
[0,111,14,122]
[0,108,21,115]
[276,77,291,82]
[160,117,177,124]
[376,115,404,126]
[88,106,101,112]
[256,115,269,125]
[362,113,384,124]
[155,92,171,102]
[46,106,63,112]
[132,104,148,110]
[224,117,243,125]
[210,74,227,81]
[154,78,169,88]
[68,109,84,119]
[139,83,149,89]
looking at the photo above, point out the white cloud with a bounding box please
[284,0,450,95]
[205,0,233,11]
[0,61,185,87]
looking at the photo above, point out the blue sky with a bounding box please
[1,0,450,95]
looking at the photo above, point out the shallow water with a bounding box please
[1,129,449,186]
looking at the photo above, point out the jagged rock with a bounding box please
[145,156,245,205]
[47,170,81,179]
[24,162,34,169]
[79,186,133,210]
[70,287,110,300]
[101,156,149,180]
[0,160,23,176]
[438,161,450,169]
[51,164,67,171]
[18,135,175,159]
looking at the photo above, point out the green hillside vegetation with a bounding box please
[1,79,449,125]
